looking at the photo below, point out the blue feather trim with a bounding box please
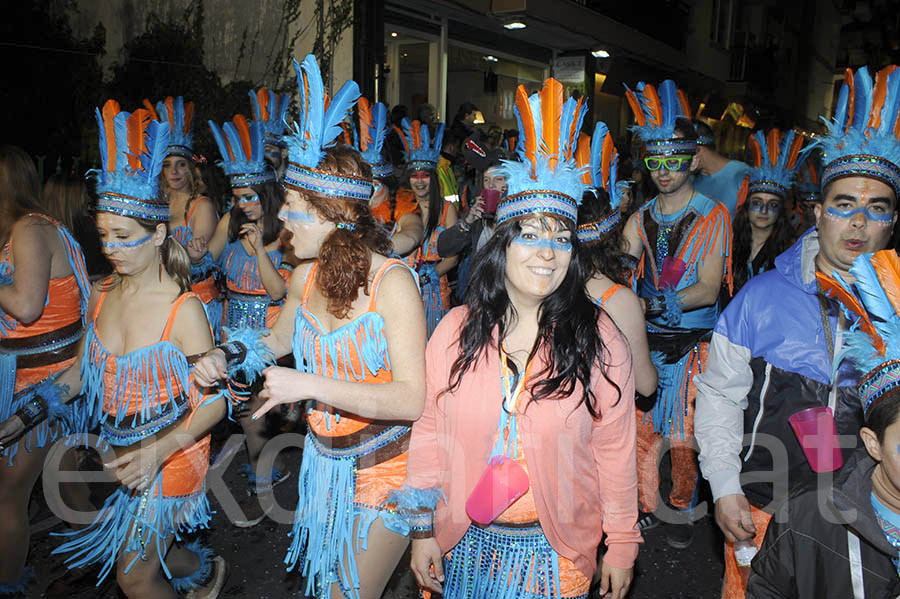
[221,326,275,383]
[170,540,214,593]
[661,286,683,327]
[384,485,444,513]
[3,376,85,466]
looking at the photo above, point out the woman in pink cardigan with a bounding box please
[394,78,641,599]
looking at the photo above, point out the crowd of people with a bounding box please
[1,52,900,599]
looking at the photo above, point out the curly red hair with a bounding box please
[305,145,392,318]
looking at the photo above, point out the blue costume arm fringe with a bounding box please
[221,326,275,382]
[661,286,684,327]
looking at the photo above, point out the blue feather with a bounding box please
[658,79,678,128]
[321,80,360,149]
[95,107,108,171]
[878,68,900,137]
[248,90,263,121]
[301,55,325,150]
[155,101,167,124]
[833,81,850,134]
[569,99,587,160]
[559,98,577,159]
[589,121,607,189]
[276,93,290,130]
[142,120,170,179]
[292,59,308,139]
[113,112,130,173]
[776,130,796,171]
[529,92,543,154]
[208,120,230,163]
[609,148,620,210]
[420,120,431,153]
[222,122,245,162]
[249,120,264,163]
[853,67,873,133]
[370,103,389,155]
[173,96,185,137]
[848,254,900,335]
[432,122,445,157]
[753,130,768,166]
[513,104,526,160]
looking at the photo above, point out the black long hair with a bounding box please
[732,194,794,291]
[403,168,442,237]
[578,187,630,285]
[446,216,621,419]
[228,179,285,245]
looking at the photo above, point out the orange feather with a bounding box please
[101,99,120,171]
[641,84,663,127]
[142,99,159,121]
[870,250,900,323]
[183,101,194,133]
[340,122,352,145]
[257,89,270,120]
[233,115,253,159]
[566,96,585,161]
[816,271,885,355]
[766,129,780,167]
[625,89,646,127]
[357,97,372,151]
[785,132,804,170]
[126,109,150,171]
[410,120,422,150]
[575,132,591,185]
[540,78,563,169]
[324,92,331,112]
[843,69,855,130]
[748,135,762,168]
[677,89,692,119]
[163,97,175,124]
[393,126,409,155]
[515,85,537,172]
[601,134,614,193]
[736,174,749,211]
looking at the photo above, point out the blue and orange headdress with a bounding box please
[92,99,170,222]
[818,65,900,198]
[142,96,194,159]
[397,118,444,172]
[574,121,626,242]
[497,77,587,226]
[283,55,370,202]
[736,129,805,208]
[249,88,290,148]
[351,97,393,179]
[818,250,900,419]
[624,79,694,156]
[208,114,275,189]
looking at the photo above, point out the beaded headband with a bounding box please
[576,211,620,243]
[93,99,171,222]
[822,155,900,198]
[697,134,715,147]
[645,138,697,156]
[283,163,373,201]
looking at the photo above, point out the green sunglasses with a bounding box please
[644,155,693,172]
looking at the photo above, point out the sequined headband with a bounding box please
[576,211,621,243]
[284,162,374,201]
[859,359,900,418]
[407,159,437,172]
[370,162,394,180]
[822,154,900,199]
[97,192,169,222]
[644,139,697,156]
[166,144,193,159]
[228,171,277,189]
[496,190,578,226]
[697,135,715,147]
[748,179,788,198]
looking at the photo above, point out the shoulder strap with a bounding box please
[600,284,625,307]
[368,258,409,311]
[92,286,110,322]
[184,195,210,226]
[161,292,200,341]
[301,262,319,307]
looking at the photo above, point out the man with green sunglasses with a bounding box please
[622,79,733,552]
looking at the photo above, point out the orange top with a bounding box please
[4,275,81,341]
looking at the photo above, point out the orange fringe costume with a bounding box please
[0,213,91,464]
[406,198,452,338]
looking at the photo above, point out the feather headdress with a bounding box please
[396,118,444,171]
[351,97,393,179]
[283,54,371,202]
[574,121,627,242]
[208,114,275,188]
[142,96,194,159]
[817,250,900,418]
[817,66,900,198]
[624,79,695,156]
[93,99,170,221]
[795,149,823,202]
[740,129,805,203]
[249,88,290,147]
[496,77,588,226]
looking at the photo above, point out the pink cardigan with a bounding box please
[405,307,641,577]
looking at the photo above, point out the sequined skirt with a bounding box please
[225,290,281,330]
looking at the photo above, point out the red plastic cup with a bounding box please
[788,406,843,473]
[465,455,530,525]
[481,188,501,216]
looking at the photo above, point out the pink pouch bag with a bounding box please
[658,256,687,290]
[465,455,530,525]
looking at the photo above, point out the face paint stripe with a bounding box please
[825,205,893,224]
[279,209,316,223]
[511,235,573,252]
[100,234,152,249]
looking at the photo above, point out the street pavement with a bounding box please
[25,423,725,598]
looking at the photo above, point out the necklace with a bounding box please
[652,191,694,224]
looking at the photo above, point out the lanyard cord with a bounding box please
[492,347,535,459]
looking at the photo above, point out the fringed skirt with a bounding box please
[442,523,590,599]
[52,436,212,584]
[286,425,410,599]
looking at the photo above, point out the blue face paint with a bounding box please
[101,234,152,249]
[279,207,315,223]
[826,205,894,224]
[511,234,572,252]
[749,199,782,215]
[236,194,260,205]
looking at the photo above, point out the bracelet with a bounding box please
[15,394,48,430]
[458,219,471,233]
[645,295,666,319]
[216,342,247,367]
[408,510,435,539]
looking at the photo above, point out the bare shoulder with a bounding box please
[171,294,214,353]
[602,285,643,323]
[373,258,419,300]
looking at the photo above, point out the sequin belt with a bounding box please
[308,423,410,470]
[0,320,82,369]
[100,395,190,446]
[225,290,281,329]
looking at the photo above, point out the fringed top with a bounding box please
[80,289,209,433]
[0,214,90,337]
[294,259,409,436]
[408,199,451,265]
[220,240,290,295]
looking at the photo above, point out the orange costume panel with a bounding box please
[286,259,414,598]
[406,198,452,337]
[53,289,222,583]
[0,213,91,463]
[372,187,420,229]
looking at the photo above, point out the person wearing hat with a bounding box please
[694,65,900,599]
[747,249,900,598]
